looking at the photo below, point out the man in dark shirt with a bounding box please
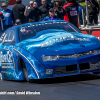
[97,0,100,24]
[26,1,42,23]
[87,0,99,25]
[63,0,79,27]
[39,0,53,20]
[0,12,5,36]
[12,0,25,24]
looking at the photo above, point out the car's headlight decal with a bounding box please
[42,49,100,61]
[12,48,40,79]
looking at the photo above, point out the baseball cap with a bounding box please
[49,8,54,12]
[15,19,21,23]
[1,3,8,7]
[29,1,34,5]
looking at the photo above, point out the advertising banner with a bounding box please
[0,0,16,5]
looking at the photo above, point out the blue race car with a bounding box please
[0,20,100,82]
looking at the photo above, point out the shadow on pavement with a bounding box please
[2,73,100,84]
[30,73,100,84]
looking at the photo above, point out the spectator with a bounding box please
[42,8,60,21]
[87,0,99,25]
[12,0,26,24]
[24,1,34,16]
[26,1,42,23]
[27,1,34,11]
[39,0,53,20]
[98,0,100,24]
[54,1,65,20]
[0,3,13,31]
[0,12,5,36]
[15,19,21,26]
[64,0,69,5]
[78,4,84,25]
[63,0,79,27]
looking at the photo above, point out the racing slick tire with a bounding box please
[23,68,29,82]
[0,73,2,80]
[22,61,34,83]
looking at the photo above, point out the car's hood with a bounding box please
[17,29,100,60]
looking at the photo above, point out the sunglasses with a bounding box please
[2,6,7,7]
[34,4,37,5]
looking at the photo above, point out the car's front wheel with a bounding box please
[21,60,34,83]
[23,67,29,82]
[0,73,2,80]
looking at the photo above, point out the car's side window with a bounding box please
[3,30,15,43]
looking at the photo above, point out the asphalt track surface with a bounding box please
[0,73,100,100]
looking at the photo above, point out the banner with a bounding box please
[0,0,16,5]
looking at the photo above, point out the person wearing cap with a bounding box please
[39,0,53,20]
[24,1,36,16]
[27,1,34,12]
[0,3,13,31]
[54,1,65,20]
[42,8,60,21]
[26,1,42,23]
[15,19,21,26]
[87,0,99,25]
[12,0,26,24]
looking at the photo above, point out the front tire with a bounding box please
[0,73,2,80]
[22,61,34,83]
[23,67,29,82]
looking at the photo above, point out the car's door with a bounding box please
[0,30,15,73]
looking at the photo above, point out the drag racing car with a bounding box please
[0,20,100,82]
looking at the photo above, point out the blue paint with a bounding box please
[0,20,100,81]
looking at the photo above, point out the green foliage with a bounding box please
[79,2,85,9]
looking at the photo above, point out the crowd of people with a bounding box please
[0,0,100,36]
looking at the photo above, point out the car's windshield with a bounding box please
[18,21,81,42]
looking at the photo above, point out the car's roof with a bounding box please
[11,20,68,30]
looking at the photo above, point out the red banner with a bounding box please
[8,0,16,5]
[0,0,16,5]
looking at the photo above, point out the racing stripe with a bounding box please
[12,48,40,79]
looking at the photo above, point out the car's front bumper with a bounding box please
[41,54,100,79]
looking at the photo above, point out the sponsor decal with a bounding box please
[20,27,26,32]
[0,50,14,68]
[0,51,13,63]
[70,7,76,11]
[41,36,90,47]
[3,13,10,17]
[70,11,77,16]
